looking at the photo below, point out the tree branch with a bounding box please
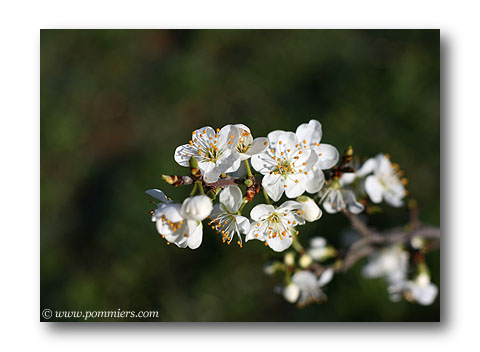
[338,213,440,272]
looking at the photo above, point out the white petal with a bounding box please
[343,190,364,214]
[145,189,171,203]
[375,153,392,175]
[339,173,356,186]
[262,173,285,202]
[192,126,216,140]
[310,237,326,248]
[284,177,307,198]
[155,217,173,235]
[246,224,265,242]
[292,271,317,288]
[186,221,203,249]
[219,185,243,213]
[411,282,438,306]
[313,144,339,170]
[365,175,383,204]
[181,195,212,221]
[276,200,302,213]
[295,119,322,145]
[210,204,224,220]
[234,123,251,134]
[267,235,293,252]
[250,204,275,221]
[203,168,221,183]
[305,167,325,194]
[233,215,251,235]
[356,158,376,177]
[224,152,242,173]
[174,144,198,167]
[251,153,271,175]
[298,197,322,222]
[283,284,300,303]
[245,137,269,156]
[157,203,184,223]
[384,192,404,207]
[318,268,334,287]
[274,131,298,149]
[227,160,247,177]
[218,124,240,149]
[267,130,286,146]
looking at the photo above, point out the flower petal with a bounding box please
[285,177,307,198]
[295,119,322,145]
[305,167,325,194]
[218,124,240,149]
[250,204,275,221]
[318,268,334,287]
[343,190,364,214]
[292,270,317,288]
[365,175,383,203]
[251,153,272,175]
[267,235,293,252]
[276,200,302,213]
[174,144,198,167]
[410,282,438,306]
[262,173,285,202]
[267,130,286,146]
[356,157,376,177]
[233,215,251,235]
[219,185,243,213]
[313,144,339,170]
[283,284,300,303]
[245,137,269,156]
[145,189,171,203]
[186,221,203,249]
[181,195,212,221]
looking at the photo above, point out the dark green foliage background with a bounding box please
[40,29,440,321]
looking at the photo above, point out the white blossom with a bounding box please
[254,120,339,201]
[208,185,250,246]
[147,191,212,249]
[234,124,269,161]
[363,154,406,207]
[388,273,439,306]
[283,269,334,306]
[251,131,319,201]
[405,273,438,306]
[307,237,334,261]
[319,178,364,214]
[296,196,322,222]
[362,245,409,284]
[245,201,306,252]
[294,119,339,173]
[174,125,241,183]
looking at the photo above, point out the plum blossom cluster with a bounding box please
[145,119,439,308]
[362,239,438,306]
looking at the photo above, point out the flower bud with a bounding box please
[284,252,295,266]
[299,254,313,268]
[181,195,213,221]
[296,196,322,222]
[416,272,431,287]
[283,283,300,303]
[410,236,424,250]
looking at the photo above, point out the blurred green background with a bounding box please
[40,29,440,322]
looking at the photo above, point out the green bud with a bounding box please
[244,178,254,187]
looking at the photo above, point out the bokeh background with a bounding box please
[40,29,440,322]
